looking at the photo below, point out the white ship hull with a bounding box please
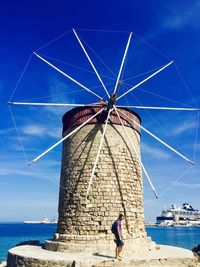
[24,221,42,224]
[24,221,57,224]
[156,203,200,226]
[24,217,57,224]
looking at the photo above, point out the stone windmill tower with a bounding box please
[9,29,194,255]
[45,103,154,253]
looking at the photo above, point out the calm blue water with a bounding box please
[0,222,57,261]
[146,226,200,250]
[0,223,200,261]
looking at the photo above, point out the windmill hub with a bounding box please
[106,80,123,111]
[106,93,117,111]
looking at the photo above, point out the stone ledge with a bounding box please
[6,244,200,267]
[45,237,155,253]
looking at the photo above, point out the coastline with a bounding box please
[1,223,200,266]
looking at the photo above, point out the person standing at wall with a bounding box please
[111,214,124,260]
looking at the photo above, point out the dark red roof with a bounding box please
[62,102,141,134]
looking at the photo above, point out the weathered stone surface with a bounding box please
[6,244,200,267]
[55,108,147,252]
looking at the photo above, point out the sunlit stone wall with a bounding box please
[46,106,153,253]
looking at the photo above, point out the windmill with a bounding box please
[8,29,199,253]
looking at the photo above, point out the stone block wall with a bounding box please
[55,108,146,250]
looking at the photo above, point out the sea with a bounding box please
[1,223,200,261]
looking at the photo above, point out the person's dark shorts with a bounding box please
[114,236,124,247]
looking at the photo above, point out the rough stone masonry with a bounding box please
[45,103,155,253]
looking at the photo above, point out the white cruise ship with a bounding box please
[156,203,200,226]
[24,217,57,224]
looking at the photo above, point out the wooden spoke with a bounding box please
[116,105,200,111]
[73,29,110,98]
[114,106,158,199]
[28,108,105,165]
[8,102,102,107]
[86,109,112,198]
[117,61,173,101]
[117,108,194,165]
[113,32,133,95]
[33,52,103,100]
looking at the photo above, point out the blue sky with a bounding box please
[0,0,200,222]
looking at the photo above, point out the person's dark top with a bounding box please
[114,218,124,247]
[115,218,122,237]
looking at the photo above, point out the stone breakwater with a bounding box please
[7,244,200,267]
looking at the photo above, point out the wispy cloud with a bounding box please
[8,142,38,152]
[0,127,14,136]
[43,78,75,115]
[183,141,200,151]
[171,119,197,136]
[173,181,200,188]
[21,124,62,139]
[141,1,200,45]
[22,125,45,136]
[0,166,36,177]
[48,127,62,138]
[141,142,170,159]
[0,162,60,186]
[36,159,61,167]
[163,1,200,30]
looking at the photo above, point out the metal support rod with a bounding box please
[12,102,195,111]
[28,108,105,165]
[33,52,103,101]
[86,109,112,198]
[8,102,102,107]
[114,106,158,199]
[116,105,200,111]
[113,32,133,95]
[117,61,173,101]
[73,29,110,98]
[117,108,194,165]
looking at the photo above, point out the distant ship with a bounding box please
[156,203,200,226]
[24,217,57,224]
